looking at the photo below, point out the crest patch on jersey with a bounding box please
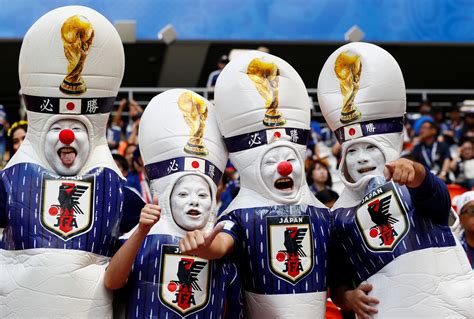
[267,215,314,284]
[40,173,95,240]
[355,181,409,252]
[159,245,211,316]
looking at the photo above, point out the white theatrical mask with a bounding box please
[345,142,386,182]
[260,146,303,198]
[170,175,212,231]
[44,119,90,176]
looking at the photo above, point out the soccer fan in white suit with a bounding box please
[104,89,242,319]
[317,42,473,318]
[181,51,331,318]
[0,6,140,318]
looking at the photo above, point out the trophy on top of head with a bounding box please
[247,58,286,127]
[178,91,209,156]
[335,51,362,124]
[59,15,94,95]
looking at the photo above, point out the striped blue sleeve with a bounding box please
[218,211,242,243]
[408,166,451,225]
[0,177,6,228]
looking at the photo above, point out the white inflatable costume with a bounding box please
[318,42,474,318]
[0,6,135,318]
[214,51,330,318]
[120,89,241,318]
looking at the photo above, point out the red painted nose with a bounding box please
[59,129,75,145]
[277,161,293,176]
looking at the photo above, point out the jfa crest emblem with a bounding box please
[267,215,313,284]
[356,182,409,251]
[159,245,211,316]
[40,174,95,240]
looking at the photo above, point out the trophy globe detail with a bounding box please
[59,15,94,95]
[247,58,286,127]
[335,51,362,124]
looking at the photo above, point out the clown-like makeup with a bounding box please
[260,146,303,198]
[345,142,386,182]
[170,175,212,231]
[44,119,90,176]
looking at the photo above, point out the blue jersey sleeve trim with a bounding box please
[0,176,6,228]
[408,166,451,225]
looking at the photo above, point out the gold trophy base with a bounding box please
[184,142,209,156]
[340,109,361,124]
[60,79,86,95]
[263,113,286,127]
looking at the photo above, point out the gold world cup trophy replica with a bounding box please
[59,15,94,95]
[247,58,286,127]
[178,91,209,156]
[335,51,362,124]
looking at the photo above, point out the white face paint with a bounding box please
[44,119,90,176]
[345,142,386,182]
[260,146,303,198]
[170,175,212,231]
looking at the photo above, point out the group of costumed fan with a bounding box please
[0,5,472,319]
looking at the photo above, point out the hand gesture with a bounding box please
[138,195,161,235]
[344,282,379,319]
[179,222,225,255]
[384,158,425,188]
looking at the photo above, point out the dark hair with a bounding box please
[112,154,129,172]
[7,120,28,156]
[316,189,339,205]
[306,160,332,188]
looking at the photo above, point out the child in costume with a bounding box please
[317,42,473,318]
[0,6,142,318]
[180,51,331,318]
[104,89,242,319]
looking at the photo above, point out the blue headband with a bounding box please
[334,117,404,144]
[23,95,115,115]
[145,156,223,186]
[224,127,310,153]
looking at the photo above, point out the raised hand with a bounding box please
[138,195,161,235]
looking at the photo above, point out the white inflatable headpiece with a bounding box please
[317,42,406,189]
[138,89,228,236]
[457,191,474,214]
[215,51,314,205]
[14,5,124,175]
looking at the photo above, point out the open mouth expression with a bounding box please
[260,146,302,198]
[44,119,89,176]
[345,142,386,182]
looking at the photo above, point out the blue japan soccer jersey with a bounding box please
[0,162,126,256]
[124,233,242,319]
[219,204,330,295]
[329,178,456,285]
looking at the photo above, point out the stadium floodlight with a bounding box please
[114,20,136,44]
[345,25,365,42]
[158,24,177,45]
